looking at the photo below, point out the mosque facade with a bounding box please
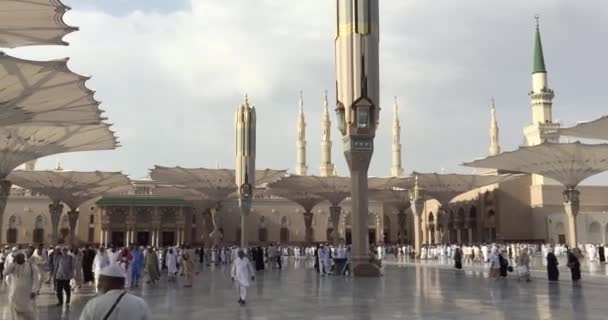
[2,24,608,247]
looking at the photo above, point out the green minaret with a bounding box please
[533,15,547,74]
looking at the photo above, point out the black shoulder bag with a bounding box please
[102,291,127,320]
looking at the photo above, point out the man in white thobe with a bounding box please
[231,250,255,305]
[80,264,151,320]
[165,249,178,282]
[93,248,110,292]
[5,252,40,320]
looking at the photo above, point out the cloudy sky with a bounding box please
[7,0,608,182]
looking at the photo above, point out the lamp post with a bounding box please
[335,0,381,277]
[235,95,256,249]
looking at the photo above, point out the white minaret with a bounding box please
[391,97,403,177]
[523,16,559,185]
[489,98,501,156]
[319,91,334,177]
[295,91,307,175]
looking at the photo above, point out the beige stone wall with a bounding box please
[1,194,393,246]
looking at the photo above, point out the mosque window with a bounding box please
[7,228,17,244]
[33,228,44,244]
[88,228,94,243]
[357,109,369,128]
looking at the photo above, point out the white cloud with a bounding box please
[6,0,608,183]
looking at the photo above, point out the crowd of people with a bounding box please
[0,241,606,318]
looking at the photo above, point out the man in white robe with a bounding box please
[165,249,178,282]
[80,264,151,320]
[5,252,40,320]
[231,250,255,305]
[93,248,110,292]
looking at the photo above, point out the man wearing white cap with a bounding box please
[79,264,151,320]
[231,249,255,305]
[4,251,40,320]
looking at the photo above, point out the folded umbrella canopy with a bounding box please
[0,0,78,48]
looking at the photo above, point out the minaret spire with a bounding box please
[391,96,403,177]
[525,14,557,144]
[523,15,559,186]
[295,90,307,175]
[320,90,335,176]
[533,15,546,74]
[489,98,501,156]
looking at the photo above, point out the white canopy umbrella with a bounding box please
[0,52,106,126]
[264,188,324,243]
[369,187,411,245]
[150,166,286,245]
[0,123,118,242]
[412,172,515,206]
[9,170,129,243]
[0,0,77,48]
[267,175,351,205]
[463,141,608,248]
[267,175,352,245]
[0,124,118,177]
[150,166,286,199]
[560,115,608,141]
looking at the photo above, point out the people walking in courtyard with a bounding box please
[117,247,134,288]
[53,247,75,306]
[145,247,160,284]
[489,249,500,279]
[82,245,96,285]
[516,247,531,282]
[93,247,110,292]
[4,251,40,320]
[72,248,84,291]
[231,249,255,305]
[131,246,145,288]
[165,248,178,282]
[546,248,559,281]
[182,251,194,287]
[79,264,151,320]
[567,248,582,282]
[453,247,462,270]
[498,249,509,278]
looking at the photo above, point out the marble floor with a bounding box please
[1,259,608,320]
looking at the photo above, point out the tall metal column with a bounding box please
[335,0,381,277]
[235,95,256,249]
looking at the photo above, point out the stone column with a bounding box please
[67,209,80,244]
[104,229,110,247]
[49,201,64,245]
[468,228,473,244]
[397,210,406,244]
[0,180,12,244]
[434,226,441,244]
[329,206,342,246]
[303,210,313,243]
[563,188,580,248]
[209,207,224,247]
[456,229,462,244]
[349,160,380,276]
[410,199,424,257]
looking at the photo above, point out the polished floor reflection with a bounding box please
[1,259,607,320]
